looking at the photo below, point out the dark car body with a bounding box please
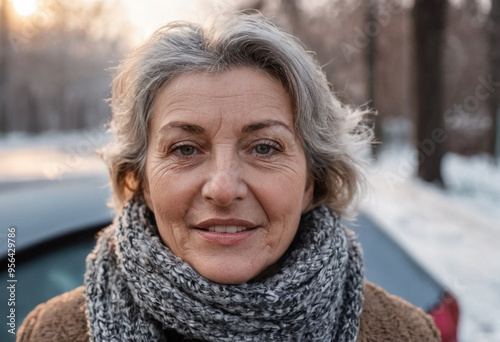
[0,175,458,341]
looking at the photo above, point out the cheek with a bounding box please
[144,157,193,220]
[144,167,196,252]
[255,164,310,206]
[251,166,309,231]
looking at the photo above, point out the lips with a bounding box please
[195,219,257,232]
[194,219,258,243]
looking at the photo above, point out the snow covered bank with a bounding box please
[364,146,500,342]
[0,130,109,181]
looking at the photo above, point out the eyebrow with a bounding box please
[242,120,292,134]
[158,119,292,136]
[159,121,205,135]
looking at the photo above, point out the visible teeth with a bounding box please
[207,226,247,233]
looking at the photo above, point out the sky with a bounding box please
[8,0,255,44]
[122,0,213,39]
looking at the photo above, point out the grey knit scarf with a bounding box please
[85,197,365,342]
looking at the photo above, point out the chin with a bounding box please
[207,274,252,285]
[198,268,256,285]
[194,261,271,285]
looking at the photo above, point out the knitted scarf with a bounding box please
[85,197,365,342]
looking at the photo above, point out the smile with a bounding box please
[195,218,257,233]
[205,226,251,233]
[194,219,259,244]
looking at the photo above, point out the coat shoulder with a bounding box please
[357,281,441,342]
[17,286,89,342]
[17,282,441,341]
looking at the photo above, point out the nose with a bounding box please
[201,150,247,207]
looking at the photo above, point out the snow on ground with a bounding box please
[363,144,500,342]
[0,130,109,181]
[442,153,500,223]
[1,130,499,341]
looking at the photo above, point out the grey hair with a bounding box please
[102,11,372,217]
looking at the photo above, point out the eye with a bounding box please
[252,141,282,156]
[178,146,196,156]
[169,143,198,157]
[254,144,273,155]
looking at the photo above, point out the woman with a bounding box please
[18,12,440,342]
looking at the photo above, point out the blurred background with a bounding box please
[0,0,499,341]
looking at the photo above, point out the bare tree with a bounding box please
[0,0,9,133]
[489,0,500,160]
[3,0,128,133]
[413,0,448,185]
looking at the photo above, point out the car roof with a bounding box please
[0,174,113,256]
[348,214,444,311]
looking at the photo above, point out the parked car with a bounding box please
[0,174,459,342]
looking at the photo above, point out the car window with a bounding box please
[0,232,99,342]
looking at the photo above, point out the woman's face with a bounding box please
[143,67,313,284]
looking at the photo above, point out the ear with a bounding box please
[301,177,314,213]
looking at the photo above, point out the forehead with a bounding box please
[150,67,294,129]
[160,67,288,99]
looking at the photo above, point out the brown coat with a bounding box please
[17,281,440,342]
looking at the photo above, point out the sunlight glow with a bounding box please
[13,0,38,17]
[122,0,215,41]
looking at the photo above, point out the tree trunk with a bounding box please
[412,0,448,185]
[0,0,9,134]
[367,0,382,159]
[489,0,500,161]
